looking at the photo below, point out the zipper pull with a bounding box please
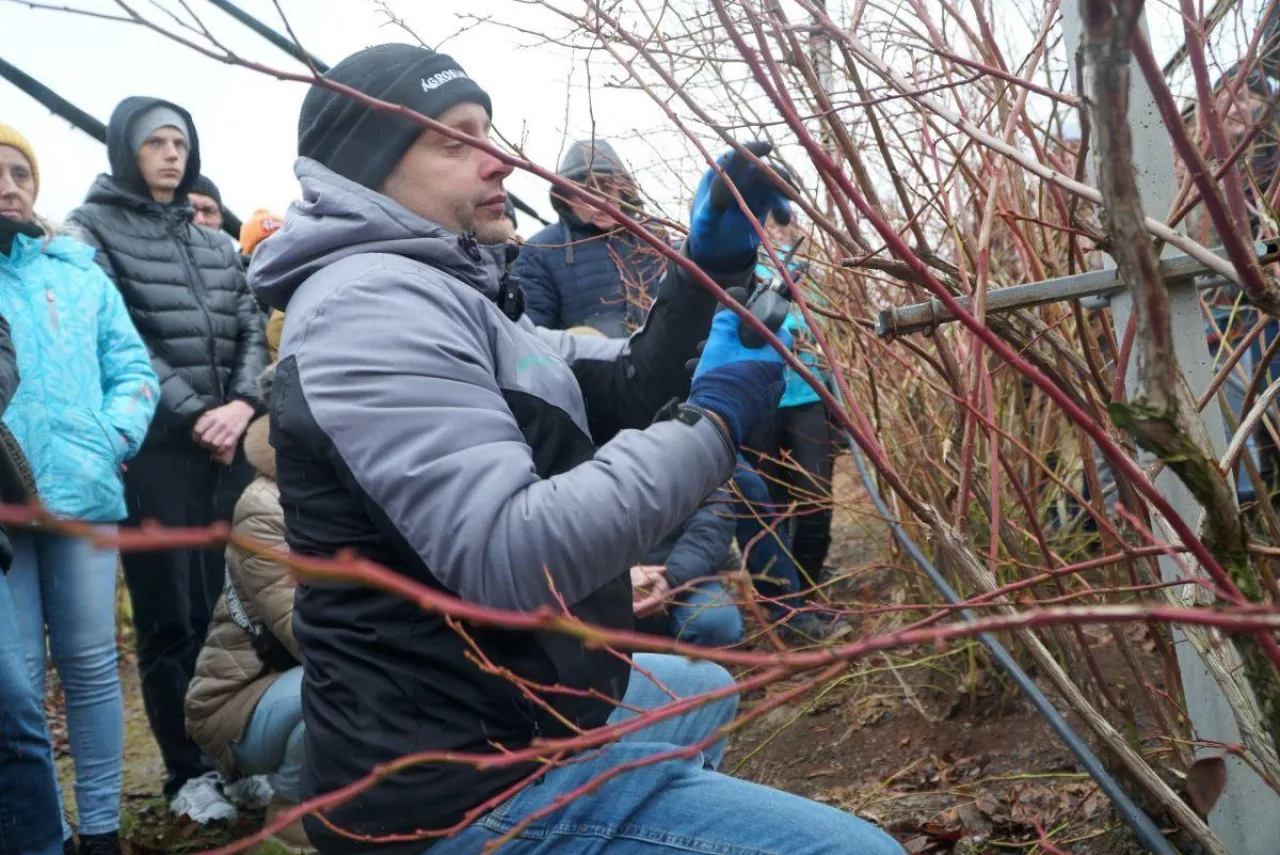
[459,231,482,261]
[46,287,59,335]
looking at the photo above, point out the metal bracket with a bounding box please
[874,241,1270,338]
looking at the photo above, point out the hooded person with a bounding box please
[248,41,900,855]
[67,98,268,826]
[511,139,667,335]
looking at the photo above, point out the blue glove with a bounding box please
[687,141,795,273]
[688,310,793,447]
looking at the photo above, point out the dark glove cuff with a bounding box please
[676,403,733,449]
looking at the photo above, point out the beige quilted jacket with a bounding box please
[184,415,298,777]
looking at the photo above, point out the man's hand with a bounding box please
[688,310,791,448]
[193,400,255,455]
[631,565,671,618]
[212,445,236,467]
[686,141,794,273]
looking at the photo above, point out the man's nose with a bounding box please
[480,149,514,181]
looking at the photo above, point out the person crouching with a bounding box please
[185,365,312,853]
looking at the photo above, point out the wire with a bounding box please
[839,395,1177,855]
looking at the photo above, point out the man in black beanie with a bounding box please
[188,174,224,232]
[249,42,899,855]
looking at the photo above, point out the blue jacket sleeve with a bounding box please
[514,243,561,329]
[96,269,159,459]
[663,489,735,587]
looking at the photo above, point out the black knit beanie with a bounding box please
[190,174,222,205]
[298,43,492,191]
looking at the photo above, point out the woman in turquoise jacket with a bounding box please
[0,125,158,855]
[751,216,836,593]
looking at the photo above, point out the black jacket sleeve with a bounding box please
[537,243,755,445]
[663,490,736,587]
[0,314,18,416]
[228,267,268,405]
[0,315,20,573]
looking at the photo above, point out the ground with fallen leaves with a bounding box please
[45,460,1190,854]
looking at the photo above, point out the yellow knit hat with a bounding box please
[0,125,38,199]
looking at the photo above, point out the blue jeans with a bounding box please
[9,530,123,837]
[428,654,902,855]
[731,460,804,615]
[0,566,63,855]
[230,665,305,802]
[669,581,744,647]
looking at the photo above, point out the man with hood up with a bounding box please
[513,139,666,336]
[68,97,268,825]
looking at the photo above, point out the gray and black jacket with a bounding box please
[68,97,267,436]
[248,159,749,854]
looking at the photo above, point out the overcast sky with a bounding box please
[0,0,686,233]
[0,0,1268,233]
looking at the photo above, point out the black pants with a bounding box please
[745,402,834,586]
[121,439,252,797]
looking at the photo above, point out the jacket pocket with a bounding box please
[43,408,127,522]
[88,410,127,464]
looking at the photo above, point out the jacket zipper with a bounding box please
[170,219,224,404]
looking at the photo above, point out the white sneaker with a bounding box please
[224,774,274,810]
[170,771,238,824]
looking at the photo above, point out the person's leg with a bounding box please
[229,666,305,802]
[731,459,804,616]
[122,443,212,798]
[742,415,788,511]
[6,532,73,842]
[431,741,903,855]
[778,403,834,586]
[194,449,254,651]
[667,581,744,649]
[39,530,125,836]
[609,652,737,771]
[190,453,237,674]
[0,562,63,855]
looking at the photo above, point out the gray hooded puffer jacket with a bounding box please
[249,158,751,854]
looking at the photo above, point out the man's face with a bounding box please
[0,145,35,223]
[189,192,222,230]
[1215,87,1271,140]
[136,127,189,203]
[564,174,637,231]
[379,102,514,244]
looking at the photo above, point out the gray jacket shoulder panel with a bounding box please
[284,254,734,612]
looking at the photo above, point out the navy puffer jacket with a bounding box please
[514,217,666,336]
[67,97,267,437]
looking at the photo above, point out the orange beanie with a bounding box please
[240,209,284,256]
